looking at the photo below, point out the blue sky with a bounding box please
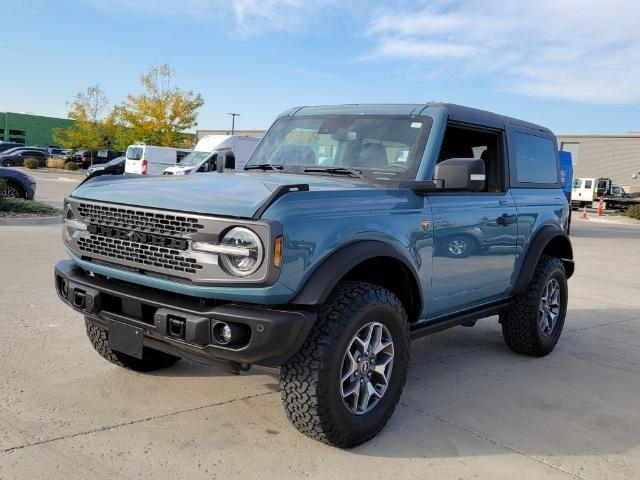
[2,0,639,134]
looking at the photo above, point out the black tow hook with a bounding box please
[73,289,86,309]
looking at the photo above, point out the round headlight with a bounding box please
[219,227,264,277]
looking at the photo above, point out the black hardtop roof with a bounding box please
[287,102,553,135]
[430,102,553,135]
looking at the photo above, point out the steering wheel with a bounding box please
[382,163,407,171]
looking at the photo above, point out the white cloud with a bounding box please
[232,0,342,35]
[364,0,640,104]
[93,0,640,104]
[94,0,341,35]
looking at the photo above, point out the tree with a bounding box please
[53,85,119,160]
[115,64,204,148]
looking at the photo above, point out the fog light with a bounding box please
[220,324,232,343]
[212,321,248,347]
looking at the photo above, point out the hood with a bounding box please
[164,165,195,174]
[71,171,369,218]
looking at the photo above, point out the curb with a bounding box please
[0,216,62,226]
[575,217,640,226]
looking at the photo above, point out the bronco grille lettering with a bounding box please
[87,224,188,250]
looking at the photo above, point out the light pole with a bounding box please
[227,113,240,135]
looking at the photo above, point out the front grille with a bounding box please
[66,198,274,284]
[77,202,204,237]
[77,235,204,274]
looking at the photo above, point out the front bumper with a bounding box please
[55,260,316,368]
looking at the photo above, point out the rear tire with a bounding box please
[500,255,568,356]
[280,281,410,448]
[85,319,180,372]
[442,234,477,258]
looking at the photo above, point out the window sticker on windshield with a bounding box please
[411,122,422,128]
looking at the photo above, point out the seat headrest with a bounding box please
[358,143,387,168]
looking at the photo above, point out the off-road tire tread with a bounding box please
[500,255,566,357]
[280,280,409,448]
[85,319,180,371]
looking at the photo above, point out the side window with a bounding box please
[573,179,582,188]
[513,132,558,184]
[438,125,504,192]
[584,180,593,189]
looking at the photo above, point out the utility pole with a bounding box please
[227,113,240,135]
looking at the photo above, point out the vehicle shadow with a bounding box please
[350,309,640,463]
[148,360,280,380]
[147,308,640,466]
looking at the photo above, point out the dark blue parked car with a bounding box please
[0,167,36,199]
[55,103,574,448]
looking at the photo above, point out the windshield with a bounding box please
[246,115,431,179]
[106,156,125,166]
[126,146,144,160]
[178,151,211,167]
[1,147,22,156]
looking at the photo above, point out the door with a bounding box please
[428,194,517,315]
[427,124,517,316]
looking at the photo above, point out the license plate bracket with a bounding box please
[109,320,144,359]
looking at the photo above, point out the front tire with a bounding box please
[85,319,180,372]
[280,281,410,448]
[500,255,568,356]
[3,182,24,198]
[2,160,13,167]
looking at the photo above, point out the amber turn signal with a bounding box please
[273,236,283,268]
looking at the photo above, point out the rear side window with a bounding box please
[126,147,144,160]
[513,132,558,184]
[584,180,593,189]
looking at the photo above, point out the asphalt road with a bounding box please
[1,215,639,479]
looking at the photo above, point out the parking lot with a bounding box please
[1,187,639,479]
[13,167,83,208]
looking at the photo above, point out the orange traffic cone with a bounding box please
[579,207,588,219]
[597,197,605,217]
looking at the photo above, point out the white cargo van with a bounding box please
[125,145,192,176]
[163,135,260,176]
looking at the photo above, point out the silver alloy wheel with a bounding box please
[448,239,468,256]
[340,321,394,415]
[539,278,561,336]
[3,184,22,198]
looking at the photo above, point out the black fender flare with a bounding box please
[513,225,574,294]
[291,240,422,306]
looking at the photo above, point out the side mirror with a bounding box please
[435,158,486,192]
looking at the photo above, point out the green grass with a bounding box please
[0,197,62,215]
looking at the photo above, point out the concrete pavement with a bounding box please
[0,219,639,479]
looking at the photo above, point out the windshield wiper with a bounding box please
[245,164,283,171]
[303,167,363,178]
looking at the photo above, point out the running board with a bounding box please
[409,300,513,340]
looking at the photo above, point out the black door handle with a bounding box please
[497,213,517,226]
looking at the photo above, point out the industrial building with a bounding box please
[557,134,640,192]
[0,112,74,147]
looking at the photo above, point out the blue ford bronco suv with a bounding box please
[55,103,574,448]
